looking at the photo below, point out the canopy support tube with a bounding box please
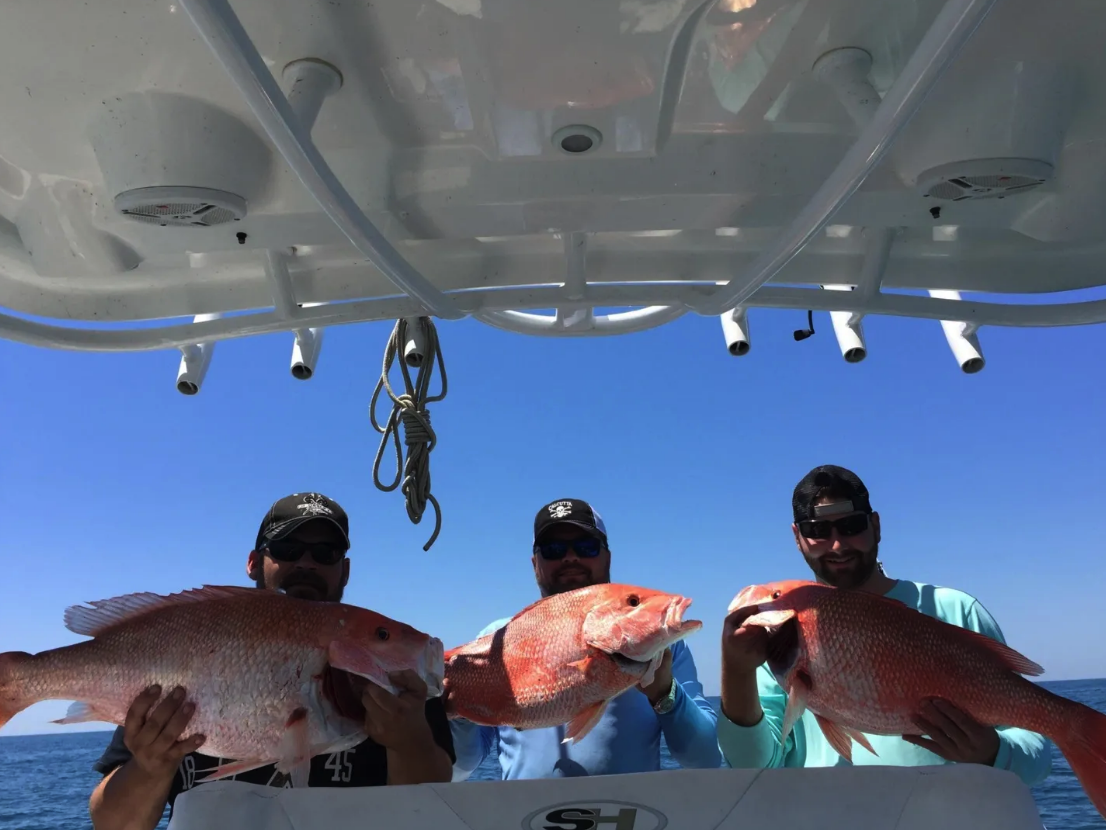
[176,0,465,320]
[695,0,998,315]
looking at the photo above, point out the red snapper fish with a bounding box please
[442,583,701,742]
[0,585,444,787]
[729,579,1106,819]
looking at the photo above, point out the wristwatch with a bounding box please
[652,678,678,714]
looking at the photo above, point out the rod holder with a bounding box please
[720,308,751,356]
[175,312,221,394]
[929,289,986,373]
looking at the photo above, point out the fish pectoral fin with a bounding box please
[566,655,596,675]
[51,702,110,725]
[197,758,274,783]
[276,707,312,789]
[813,714,876,762]
[563,700,608,745]
[780,673,811,747]
[328,639,392,692]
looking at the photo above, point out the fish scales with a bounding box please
[0,585,445,785]
[730,579,1106,820]
[443,583,702,743]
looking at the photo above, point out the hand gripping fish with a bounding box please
[442,583,701,743]
[729,579,1106,820]
[0,585,445,787]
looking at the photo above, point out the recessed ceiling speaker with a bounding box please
[88,91,272,230]
[916,159,1054,202]
[114,186,247,227]
[891,60,1077,197]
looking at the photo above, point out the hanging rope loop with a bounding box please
[370,317,448,550]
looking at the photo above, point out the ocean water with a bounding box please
[1,680,1102,829]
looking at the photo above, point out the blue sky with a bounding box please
[2,297,1104,736]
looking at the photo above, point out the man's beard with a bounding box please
[255,569,342,602]
[808,541,879,590]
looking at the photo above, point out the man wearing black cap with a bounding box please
[717,466,1052,787]
[450,498,722,780]
[87,492,456,830]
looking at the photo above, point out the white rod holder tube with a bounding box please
[720,308,751,356]
[824,285,867,363]
[291,327,324,380]
[403,316,427,367]
[929,289,986,373]
[175,312,221,394]
[282,59,342,132]
[813,48,882,130]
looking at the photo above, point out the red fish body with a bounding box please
[729,579,1106,819]
[0,585,444,787]
[442,583,701,743]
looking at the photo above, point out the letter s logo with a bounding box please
[543,808,598,830]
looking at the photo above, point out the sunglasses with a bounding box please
[262,540,347,566]
[798,512,870,540]
[534,538,603,561]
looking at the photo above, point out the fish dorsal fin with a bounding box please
[863,591,1045,676]
[955,625,1045,676]
[65,585,256,637]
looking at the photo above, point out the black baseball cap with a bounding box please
[255,492,350,550]
[534,498,609,544]
[792,465,873,523]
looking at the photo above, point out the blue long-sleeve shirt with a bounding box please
[451,616,723,780]
[717,580,1053,788]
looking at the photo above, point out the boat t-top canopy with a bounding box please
[2,0,1105,380]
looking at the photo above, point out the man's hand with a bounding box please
[123,685,205,781]
[721,606,769,674]
[638,648,674,706]
[719,605,770,728]
[362,670,435,753]
[903,698,1000,765]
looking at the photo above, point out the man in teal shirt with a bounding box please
[717,465,1052,787]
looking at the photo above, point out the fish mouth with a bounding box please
[666,596,701,634]
[740,605,795,633]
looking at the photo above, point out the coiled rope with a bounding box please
[370,317,448,550]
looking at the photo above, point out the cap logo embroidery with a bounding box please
[813,500,855,517]
[297,493,334,516]
[548,501,573,519]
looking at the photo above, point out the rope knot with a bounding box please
[399,406,434,447]
[370,318,448,551]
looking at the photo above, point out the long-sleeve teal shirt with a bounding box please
[717,579,1053,788]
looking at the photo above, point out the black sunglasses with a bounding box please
[798,512,870,540]
[534,538,603,561]
[262,540,347,566]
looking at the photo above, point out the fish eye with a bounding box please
[627,594,640,607]
[375,627,389,640]
[771,590,782,599]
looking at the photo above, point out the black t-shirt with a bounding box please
[93,696,455,818]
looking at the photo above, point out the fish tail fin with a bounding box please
[1052,699,1106,820]
[0,652,35,730]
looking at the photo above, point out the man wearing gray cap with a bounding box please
[717,465,1053,788]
